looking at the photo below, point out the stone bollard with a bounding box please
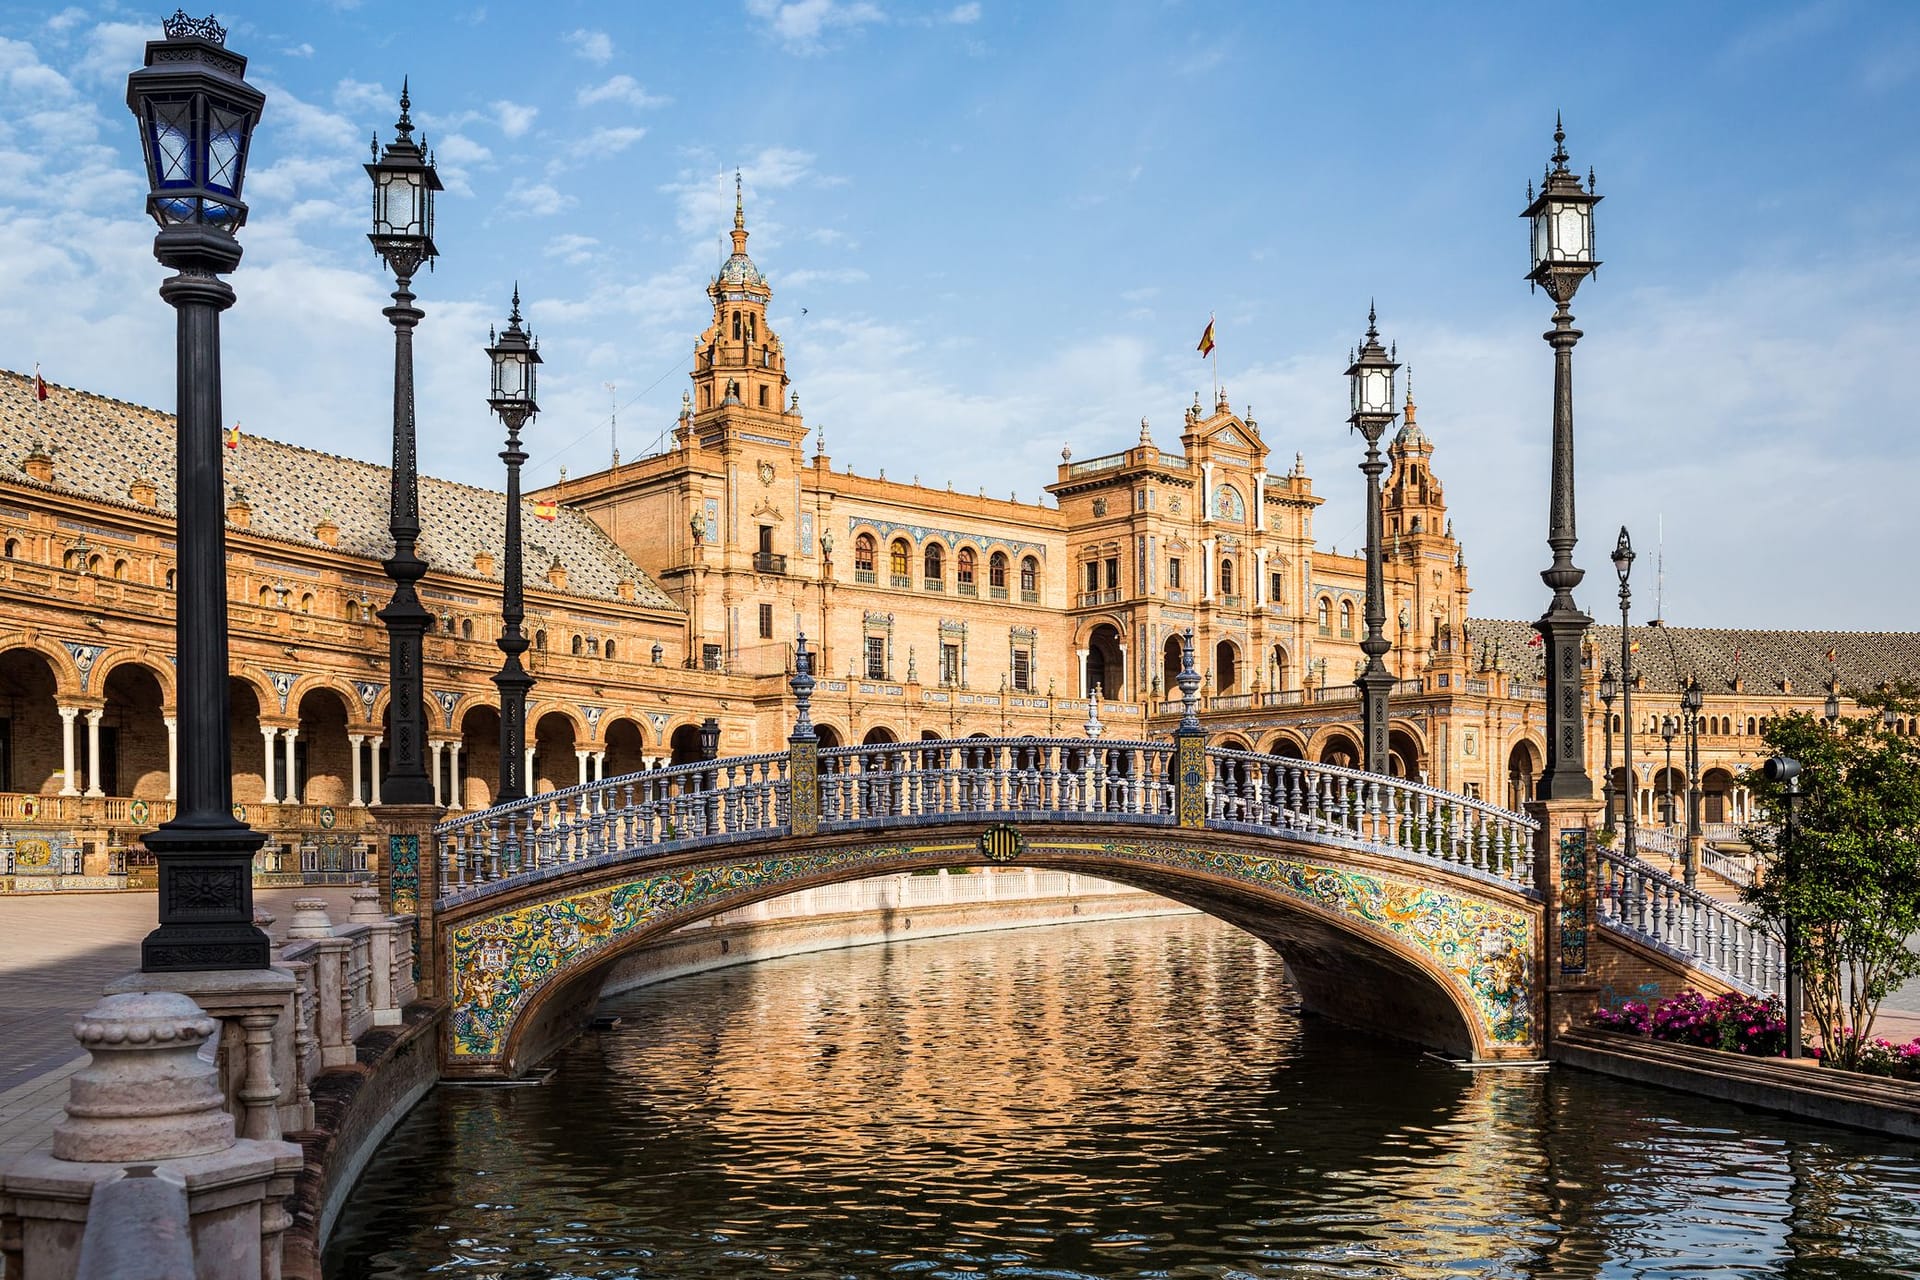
[52,993,233,1164]
[285,898,334,940]
[351,888,400,1025]
[0,992,303,1280]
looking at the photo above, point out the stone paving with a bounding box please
[0,887,358,1158]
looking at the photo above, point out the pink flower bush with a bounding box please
[1588,989,1920,1077]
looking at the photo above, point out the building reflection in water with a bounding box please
[327,913,1920,1278]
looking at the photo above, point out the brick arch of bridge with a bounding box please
[434,823,1542,1080]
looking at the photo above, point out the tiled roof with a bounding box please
[1468,617,1920,697]
[0,370,679,613]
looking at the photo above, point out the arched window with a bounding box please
[605,640,616,661]
[113,559,129,581]
[1317,598,1332,633]
[443,614,455,634]
[535,629,548,651]
[299,593,313,614]
[258,585,273,607]
[1219,558,1234,596]
[164,568,176,591]
[571,635,584,655]
[1339,600,1354,637]
[924,543,944,584]
[1020,556,1038,595]
[1,539,14,559]
[461,618,474,640]
[854,533,877,573]
[889,539,910,580]
[989,551,1008,589]
[957,547,976,586]
[87,554,103,574]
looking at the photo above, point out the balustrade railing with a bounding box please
[433,737,1544,902]
[1203,748,1537,887]
[1592,849,1781,993]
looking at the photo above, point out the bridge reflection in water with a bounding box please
[326,915,1920,1279]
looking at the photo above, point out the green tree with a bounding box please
[1741,691,1920,1070]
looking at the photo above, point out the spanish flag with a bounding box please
[32,364,48,402]
[531,501,558,522]
[1628,640,1641,653]
[1826,646,1837,664]
[1196,316,1216,358]
[224,424,240,450]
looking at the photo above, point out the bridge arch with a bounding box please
[438,824,1537,1079]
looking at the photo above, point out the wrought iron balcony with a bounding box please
[753,551,787,575]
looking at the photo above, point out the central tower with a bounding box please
[686,172,794,435]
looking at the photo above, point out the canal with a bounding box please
[327,913,1920,1278]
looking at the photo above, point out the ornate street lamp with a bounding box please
[127,11,271,970]
[1346,305,1399,774]
[486,289,540,802]
[1763,753,1804,1057]
[1611,526,1637,863]
[1682,674,1704,886]
[1659,714,1678,830]
[1598,659,1617,834]
[1522,116,1603,801]
[1824,682,1841,725]
[700,717,722,761]
[367,80,443,809]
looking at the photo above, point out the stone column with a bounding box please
[1201,461,1214,519]
[370,736,384,806]
[1253,469,1267,531]
[1075,649,1089,699]
[57,706,79,796]
[1253,548,1269,606]
[260,725,279,804]
[427,739,444,808]
[447,741,464,812]
[1116,644,1128,700]
[281,726,299,807]
[348,733,365,807]
[524,746,536,791]
[164,714,178,801]
[1530,795,1603,1054]
[592,750,606,783]
[83,709,105,797]
[575,749,590,787]
[1199,538,1215,601]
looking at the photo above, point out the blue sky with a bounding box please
[2,2,1917,629]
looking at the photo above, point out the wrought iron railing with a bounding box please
[1592,849,1781,993]
[431,738,1541,902]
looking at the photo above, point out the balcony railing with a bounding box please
[752,551,787,575]
[855,569,877,584]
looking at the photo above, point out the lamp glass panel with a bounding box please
[1531,209,1550,272]
[1364,369,1390,413]
[148,97,195,188]
[206,104,247,195]
[1553,203,1589,261]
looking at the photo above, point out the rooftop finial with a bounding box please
[395,76,414,141]
[162,10,227,44]
[1366,299,1378,340]
[1551,112,1569,171]
[734,168,744,231]
[509,282,522,324]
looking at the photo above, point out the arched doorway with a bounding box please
[293,686,354,806]
[533,711,579,792]
[1701,767,1734,825]
[0,648,62,794]
[1085,623,1123,699]
[1507,740,1540,810]
[668,724,706,766]
[99,662,169,799]
[1386,727,1424,781]
[604,718,647,778]
[1162,635,1184,699]
[1318,731,1360,769]
[1266,734,1306,760]
[1214,640,1240,696]
[1269,644,1290,694]
[459,705,502,809]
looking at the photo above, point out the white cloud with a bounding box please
[279,43,316,59]
[783,267,869,286]
[565,29,614,63]
[492,99,537,138]
[575,75,669,110]
[73,21,149,83]
[505,179,574,217]
[545,233,600,265]
[664,148,819,234]
[942,3,981,23]
[44,8,87,34]
[745,0,886,53]
[333,78,391,116]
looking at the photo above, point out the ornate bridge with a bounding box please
[414,646,1782,1079]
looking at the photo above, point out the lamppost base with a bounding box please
[140,818,271,973]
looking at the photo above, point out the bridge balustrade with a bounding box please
[818,738,1177,822]
[1203,748,1537,887]
[1592,848,1782,993]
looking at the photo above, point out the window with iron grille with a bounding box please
[865,635,886,680]
[758,602,773,639]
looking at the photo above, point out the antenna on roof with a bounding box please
[607,382,619,468]
[1655,512,1665,626]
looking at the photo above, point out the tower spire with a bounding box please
[730,168,749,255]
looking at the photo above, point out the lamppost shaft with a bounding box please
[1535,300,1593,800]
[1601,691,1615,833]
[379,277,434,806]
[494,417,533,801]
[1619,601,1636,864]
[1358,436,1393,772]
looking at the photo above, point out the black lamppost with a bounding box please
[1764,753,1804,1057]
[486,289,540,802]
[1346,305,1399,774]
[1599,659,1617,833]
[1682,674,1703,885]
[699,715,721,834]
[128,12,272,971]
[1659,714,1678,829]
[1824,682,1841,726]
[1522,116,1603,801]
[1611,527,1637,863]
[367,80,442,808]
